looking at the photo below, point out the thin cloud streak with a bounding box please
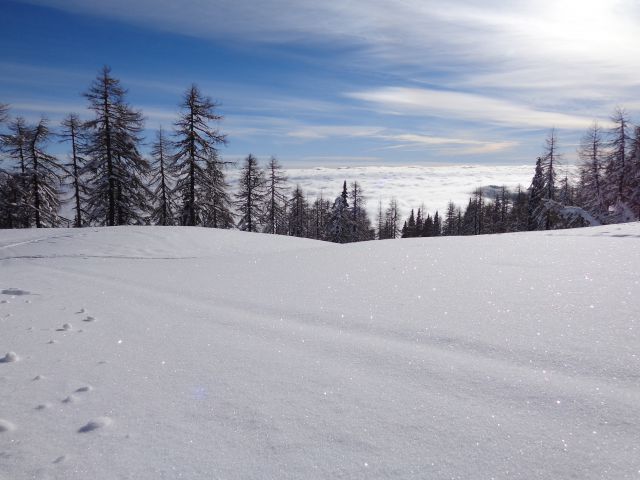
[347,87,598,130]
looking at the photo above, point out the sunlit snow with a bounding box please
[1,225,639,479]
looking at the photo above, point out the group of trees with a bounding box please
[235,165,376,242]
[0,67,230,230]
[399,108,640,238]
[0,67,377,242]
[2,68,640,241]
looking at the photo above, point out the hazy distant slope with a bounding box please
[1,225,639,479]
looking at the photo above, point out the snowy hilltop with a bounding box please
[1,225,639,479]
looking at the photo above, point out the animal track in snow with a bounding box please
[83,316,96,322]
[75,385,93,393]
[62,395,79,404]
[53,455,67,464]
[1,288,30,296]
[78,417,112,433]
[56,323,72,332]
[36,403,52,410]
[0,419,16,432]
[0,351,19,363]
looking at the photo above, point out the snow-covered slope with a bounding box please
[1,225,639,479]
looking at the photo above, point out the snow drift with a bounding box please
[1,225,639,479]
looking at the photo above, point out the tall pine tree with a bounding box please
[235,154,265,232]
[83,66,149,226]
[262,156,288,234]
[149,127,175,226]
[172,84,227,226]
[60,114,86,228]
[25,119,63,228]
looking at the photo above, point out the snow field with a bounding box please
[1,225,639,479]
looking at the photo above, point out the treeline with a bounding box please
[400,113,640,238]
[0,66,377,242]
[1,66,639,241]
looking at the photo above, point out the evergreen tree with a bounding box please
[262,156,288,234]
[172,84,227,226]
[201,158,234,228]
[60,114,86,228]
[288,185,309,237]
[415,207,424,234]
[384,198,401,239]
[604,107,632,208]
[423,213,433,237]
[25,119,63,228]
[527,157,545,230]
[443,201,457,236]
[535,130,562,229]
[542,129,560,204]
[309,193,331,240]
[83,66,149,226]
[473,188,484,234]
[0,108,23,228]
[235,154,265,232]
[432,211,441,236]
[576,122,605,216]
[328,181,352,243]
[0,171,20,228]
[510,185,528,232]
[149,127,175,226]
[402,209,416,238]
[627,126,640,218]
[557,175,573,206]
[112,103,151,225]
[376,199,385,239]
[1,117,31,227]
[461,190,484,236]
[349,181,373,241]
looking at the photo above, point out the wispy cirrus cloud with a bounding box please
[346,87,597,130]
[286,124,517,156]
[19,0,640,97]
[7,0,640,166]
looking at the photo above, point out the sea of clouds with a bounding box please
[229,164,548,220]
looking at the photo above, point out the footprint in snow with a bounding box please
[53,455,67,464]
[56,323,72,332]
[63,386,92,404]
[36,403,52,410]
[0,352,19,363]
[83,316,96,322]
[1,288,30,296]
[0,419,16,432]
[78,417,112,433]
[76,308,86,314]
[62,395,79,404]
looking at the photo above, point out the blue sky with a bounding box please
[1,0,639,167]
